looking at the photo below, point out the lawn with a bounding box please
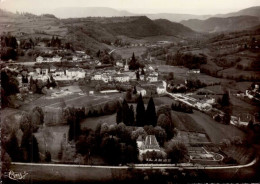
[188,110,246,143]
[171,111,206,133]
[81,114,117,130]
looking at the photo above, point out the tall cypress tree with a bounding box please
[122,100,130,125]
[146,97,157,126]
[6,132,21,162]
[116,103,123,124]
[136,94,145,126]
[129,105,135,126]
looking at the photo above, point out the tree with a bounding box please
[116,103,123,124]
[128,105,135,126]
[68,111,81,141]
[45,151,52,162]
[221,91,230,107]
[125,90,132,101]
[96,50,101,57]
[1,149,11,173]
[133,86,137,94]
[100,137,121,165]
[165,140,188,163]
[167,72,174,81]
[145,97,157,126]
[154,126,167,146]
[136,71,140,81]
[31,106,44,127]
[6,132,21,162]
[122,100,130,125]
[157,114,174,140]
[129,52,139,70]
[223,107,231,125]
[21,130,40,162]
[141,68,145,75]
[136,94,145,126]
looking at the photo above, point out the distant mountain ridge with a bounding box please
[50,6,260,23]
[215,6,260,18]
[181,15,260,33]
[52,7,135,18]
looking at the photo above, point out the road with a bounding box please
[11,157,257,170]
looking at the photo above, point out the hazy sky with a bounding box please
[1,0,260,15]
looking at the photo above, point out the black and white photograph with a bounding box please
[1,0,260,183]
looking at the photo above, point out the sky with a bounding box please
[1,0,260,15]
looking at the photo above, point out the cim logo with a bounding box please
[8,170,28,181]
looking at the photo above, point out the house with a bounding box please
[83,55,90,59]
[50,65,56,73]
[124,60,129,71]
[46,58,53,62]
[41,68,49,75]
[17,74,23,87]
[55,69,65,76]
[36,56,44,63]
[136,86,146,96]
[137,135,161,160]
[66,68,86,78]
[101,73,111,83]
[195,101,212,111]
[76,51,85,54]
[52,55,62,62]
[147,75,158,82]
[35,68,41,75]
[157,85,166,95]
[72,56,78,62]
[92,72,102,81]
[187,69,200,74]
[114,74,129,83]
[116,61,124,67]
[124,71,136,80]
[238,113,253,126]
[140,74,145,81]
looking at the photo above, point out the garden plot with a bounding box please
[188,147,223,162]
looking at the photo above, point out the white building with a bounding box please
[72,56,78,62]
[36,56,44,63]
[136,86,146,96]
[116,61,124,67]
[92,73,102,81]
[124,60,129,71]
[147,75,158,82]
[55,69,65,76]
[52,55,62,62]
[114,74,130,83]
[66,68,86,79]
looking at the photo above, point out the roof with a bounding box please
[114,74,129,77]
[144,135,160,150]
[55,69,64,72]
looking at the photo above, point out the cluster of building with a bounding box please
[35,50,91,63]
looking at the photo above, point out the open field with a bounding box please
[81,114,117,130]
[188,110,246,143]
[114,46,147,58]
[20,92,124,110]
[171,111,206,133]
